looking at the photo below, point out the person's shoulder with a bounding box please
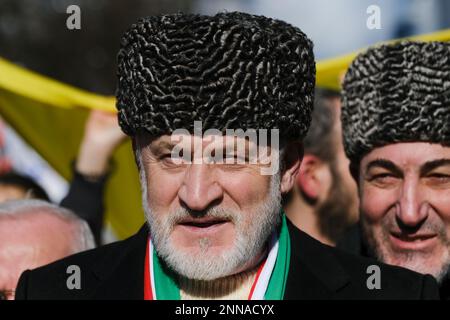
[287,221,439,299]
[15,226,147,300]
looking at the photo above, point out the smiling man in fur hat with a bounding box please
[338,41,450,299]
[16,13,439,300]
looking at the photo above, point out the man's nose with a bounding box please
[396,180,429,228]
[177,164,223,211]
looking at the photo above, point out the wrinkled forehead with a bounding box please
[136,131,283,151]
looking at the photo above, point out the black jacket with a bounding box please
[15,219,439,300]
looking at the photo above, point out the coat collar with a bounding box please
[89,224,149,299]
[284,218,351,299]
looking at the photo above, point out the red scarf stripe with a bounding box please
[144,240,153,300]
[247,260,266,300]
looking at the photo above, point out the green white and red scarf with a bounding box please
[144,214,290,300]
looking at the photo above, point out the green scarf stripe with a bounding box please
[152,247,180,300]
[264,214,290,300]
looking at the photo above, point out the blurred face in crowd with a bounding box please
[0,185,28,203]
[318,98,359,237]
[292,95,358,244]
[0,212,79,300]
[135,133,300,280]
[359,142,450,282]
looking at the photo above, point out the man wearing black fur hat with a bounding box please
[16,13,438,300]
[338,41,450,299]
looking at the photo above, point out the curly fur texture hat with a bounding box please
[342,41,450,163]
[116,12,315,141]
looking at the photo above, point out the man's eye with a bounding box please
[160,153,186,165]
[222,154,248,164]
[159,154,172,161]
[370,173,398,185]
[426,173,450,185]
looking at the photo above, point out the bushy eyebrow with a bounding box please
[365,159,403,177]
[146,140,177,157]
[420,159,450,176]
[153,141,176,151]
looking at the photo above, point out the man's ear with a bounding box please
[296,154,323,201]
[280,142,303,194]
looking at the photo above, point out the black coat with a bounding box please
[15,219,439,300]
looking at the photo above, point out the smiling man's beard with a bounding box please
[139,169,282,281]
[361,213,450,284]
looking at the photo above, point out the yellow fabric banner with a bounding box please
[0,59,141,239]
[1,28,449,239]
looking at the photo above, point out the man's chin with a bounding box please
[171,242,235,259]
[162,246,239,281]
[381,249,448,281]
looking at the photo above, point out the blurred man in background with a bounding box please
[285,89,358,245]
[0,199,95,300]
[338,41,450,299]
[0,105,123,301]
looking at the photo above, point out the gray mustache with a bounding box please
[168,207,241,225]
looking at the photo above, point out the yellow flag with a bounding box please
[0,58,143,239]
[1,28,449,239]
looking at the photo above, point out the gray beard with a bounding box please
[361,214,450,284]
[139,166,282,281]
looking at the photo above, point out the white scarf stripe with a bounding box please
[149,241,158,300]
[250,232,279,300]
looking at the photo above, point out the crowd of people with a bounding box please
[0,11,449,300]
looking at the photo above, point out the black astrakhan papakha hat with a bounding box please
[116,12,315,141]
[342,41,450,164]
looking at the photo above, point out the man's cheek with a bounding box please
[361,187,393,224]
[429,190,450,224]
[147,176,181,207]
[225,180,266,206]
